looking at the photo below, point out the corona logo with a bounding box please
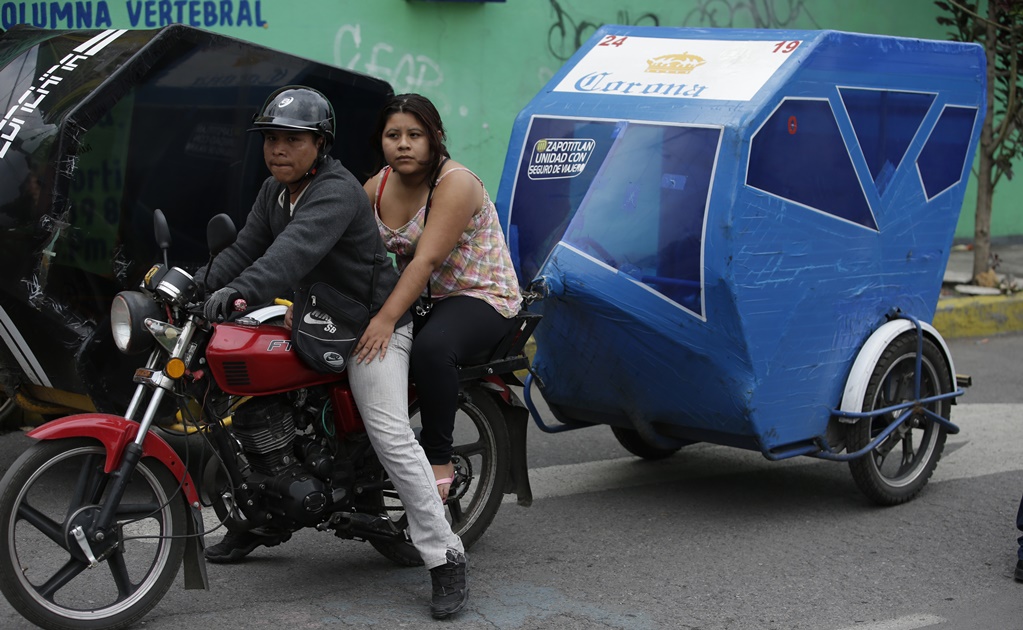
[645,53,706,75]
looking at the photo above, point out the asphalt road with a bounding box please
[0,333,1020,629]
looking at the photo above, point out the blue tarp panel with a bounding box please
[496,27,985,453]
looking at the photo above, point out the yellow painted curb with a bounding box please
[933,293,1023,338]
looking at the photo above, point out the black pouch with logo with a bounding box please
[291,283,369,373]
[291,256,381,373]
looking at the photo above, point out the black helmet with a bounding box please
[249,85,335,153]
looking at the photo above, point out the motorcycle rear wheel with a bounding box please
[0,438,186,630]
[369,385,510,566]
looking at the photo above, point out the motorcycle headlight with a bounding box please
[111,291,163,354]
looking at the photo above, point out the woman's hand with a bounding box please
[355,313,397,363]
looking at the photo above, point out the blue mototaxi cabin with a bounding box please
[496,26,985,459]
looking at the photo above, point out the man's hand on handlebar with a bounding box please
[204,286,242,322]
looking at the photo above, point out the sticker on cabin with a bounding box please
[553,35,800,101]
[527,137,596,180]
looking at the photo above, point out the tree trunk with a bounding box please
[973,0,998,280]
[974,148,994,280]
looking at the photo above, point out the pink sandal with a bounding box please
[435,477,454,504]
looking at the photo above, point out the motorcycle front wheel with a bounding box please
[369,384,510,566]
[0,438,186,630]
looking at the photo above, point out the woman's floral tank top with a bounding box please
[373,165,522,318]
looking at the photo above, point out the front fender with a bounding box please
[839,318,956,416]
[27,413,201,506]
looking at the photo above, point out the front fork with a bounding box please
[32,318,210,588]
[95,320,198,533]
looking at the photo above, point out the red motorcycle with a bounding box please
[0,210,538,630]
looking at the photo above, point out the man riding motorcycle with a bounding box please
[196,85,468,619]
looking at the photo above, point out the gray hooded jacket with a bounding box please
[202,156,410,325]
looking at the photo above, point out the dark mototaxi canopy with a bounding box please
[0,24,392,411]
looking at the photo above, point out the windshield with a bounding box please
[506,115,721,317]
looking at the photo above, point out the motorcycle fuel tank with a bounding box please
[205,323,342,396]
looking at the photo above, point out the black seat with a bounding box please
[456,311,542,381]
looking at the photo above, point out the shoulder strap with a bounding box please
[368,253,382,310]
[421,157,449,304]
[423,157,449,224]
[375,167,391,211]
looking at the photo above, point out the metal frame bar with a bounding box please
[523,372,591,433]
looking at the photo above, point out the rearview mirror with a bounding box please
[153,209,171,267]
[207,214,236,256]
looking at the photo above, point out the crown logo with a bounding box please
[645,53,706,75]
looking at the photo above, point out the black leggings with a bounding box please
[411,295,517,465]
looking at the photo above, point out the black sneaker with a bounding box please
[204,529,291,564]
[429,549,469,619]
[1015,559,1023,582]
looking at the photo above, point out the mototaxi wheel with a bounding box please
[0,438,187,630]
[368,384,510,567]
[846,333,950,506]
[611,426,691,460]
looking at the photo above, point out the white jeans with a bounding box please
[347,322,464,569]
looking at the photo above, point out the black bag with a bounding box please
[291,283,368,373]
[291,257,382,373]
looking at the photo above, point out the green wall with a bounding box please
[8,0,1015,239]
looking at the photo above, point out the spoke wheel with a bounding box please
[0,438,186,630]
[368,385,509,566]
[847,333,950,506]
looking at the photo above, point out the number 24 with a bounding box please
[599,35,628,48]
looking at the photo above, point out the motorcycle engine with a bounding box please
[231,395,330,525]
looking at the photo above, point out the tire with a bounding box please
[369,385,510,566]
[0,438,187,630]
[611,426,688,460]
[847,333,951,506]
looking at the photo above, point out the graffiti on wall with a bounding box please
[546,0,659,62]
[544,0,819,63]
[334,23,444,94]
[682,0,819,29]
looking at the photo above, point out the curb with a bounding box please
[933,293,1023,338]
